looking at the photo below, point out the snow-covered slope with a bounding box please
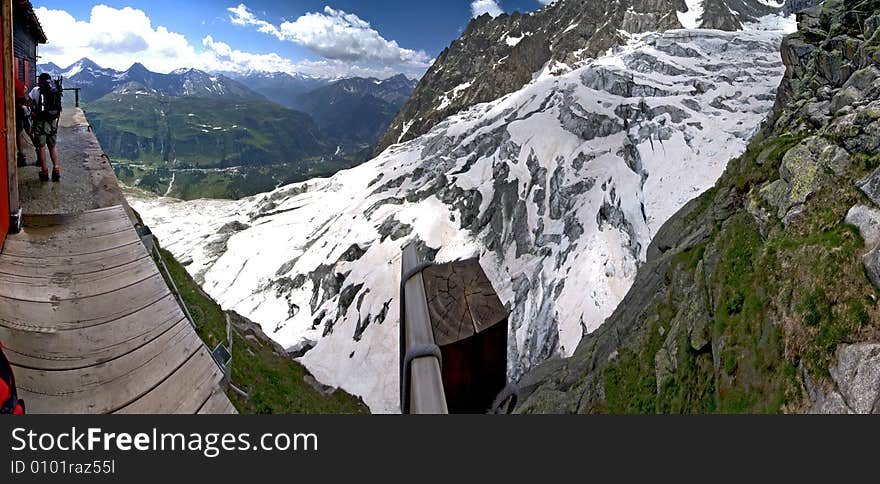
[131,28,787,413]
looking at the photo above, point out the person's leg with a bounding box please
[49,145,60,181]
[15,108,26,166]
[49,120,60,181]
[49,146,59,169]
[36,146,49,181]
[16,129,26,166]
[34,121,49,181]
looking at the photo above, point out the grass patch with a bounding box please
[157,247,368,414]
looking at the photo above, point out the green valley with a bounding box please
[86,92,361,199]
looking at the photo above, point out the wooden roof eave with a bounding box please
[16,0,48,44]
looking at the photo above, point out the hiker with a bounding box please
[28,73,63,182]
[14,77,29,167]
[0,342,25,414]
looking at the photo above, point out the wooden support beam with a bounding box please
[2,0,19,227]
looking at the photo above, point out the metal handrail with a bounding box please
[62,87,81,107]
[148,241,197,330]
[145,236,249,400]
[399,244,448,414]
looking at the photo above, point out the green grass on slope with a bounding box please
[86,93,326,169]
[157,247,368,414]
[602,133,880,414]
[114,157,361,200]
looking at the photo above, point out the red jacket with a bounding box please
[15,78,26,106]
[0,342,25,414]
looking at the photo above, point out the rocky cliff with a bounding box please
[516,0,880,414]
[375,0,786,155]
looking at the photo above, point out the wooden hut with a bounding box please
[12,0,45,88]
[400,245,509,414]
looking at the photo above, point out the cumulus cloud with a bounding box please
[471,0,504,18]
[35,5,199,73]
[227,3,283,40]
[228,4,431,67]
[34,5,425,79]
[201,36,408,79]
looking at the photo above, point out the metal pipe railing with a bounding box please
[62,87,80,107]
[400,244,448,414]
[149,242,197,330]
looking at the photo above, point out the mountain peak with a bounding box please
[127,61,147,70]
[37,61,63,76]
[171,67,197,75]
[70,57,101,70]
[126,62,151,76]
[376,0,801,154]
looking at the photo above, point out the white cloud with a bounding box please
[228,4,430,67]
[471,0,504,18]
[34,5,426,79]
[201,36,413,79]
[227,4,283,40]
[35,5,200,73]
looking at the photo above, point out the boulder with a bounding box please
[845,205,880,248]
[857,166,880,207]
[287,338,317,359]
[831,66,880,113]
[862,247,880,289]
[761,137,849,224]
[828,343,880,414]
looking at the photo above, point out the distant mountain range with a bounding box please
[228,71,329,110]
[40,58,264,103]
[294,75,418,150]
[226,70,417,150]
[37,58,419,199]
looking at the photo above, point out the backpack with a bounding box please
[0,343,25,415]
[36,78,63,121]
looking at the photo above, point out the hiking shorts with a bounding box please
[32,118,59,148]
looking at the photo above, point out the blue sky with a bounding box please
[33,1,556,78]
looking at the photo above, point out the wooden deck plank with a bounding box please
[0,273,173,331]
[0,242,147,277]
[14,319,196,393]
[0,256,160,301]
[1,204,233,414]
[22,206,130,229]
[15,322,203,414]
[14,219,136,243]
[2,227,141,257]
[0,297,184,370]
[115,350,221,415]
[0,253,151,281]
[198,390,238,415]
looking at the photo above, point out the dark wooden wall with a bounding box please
[440,321,508,414]
[12,6,36,87]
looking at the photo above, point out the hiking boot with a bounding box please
[39,171,50,182]
[52,170,61,182]
[16,153,26,167]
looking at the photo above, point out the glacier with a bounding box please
[130,28,788,413]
